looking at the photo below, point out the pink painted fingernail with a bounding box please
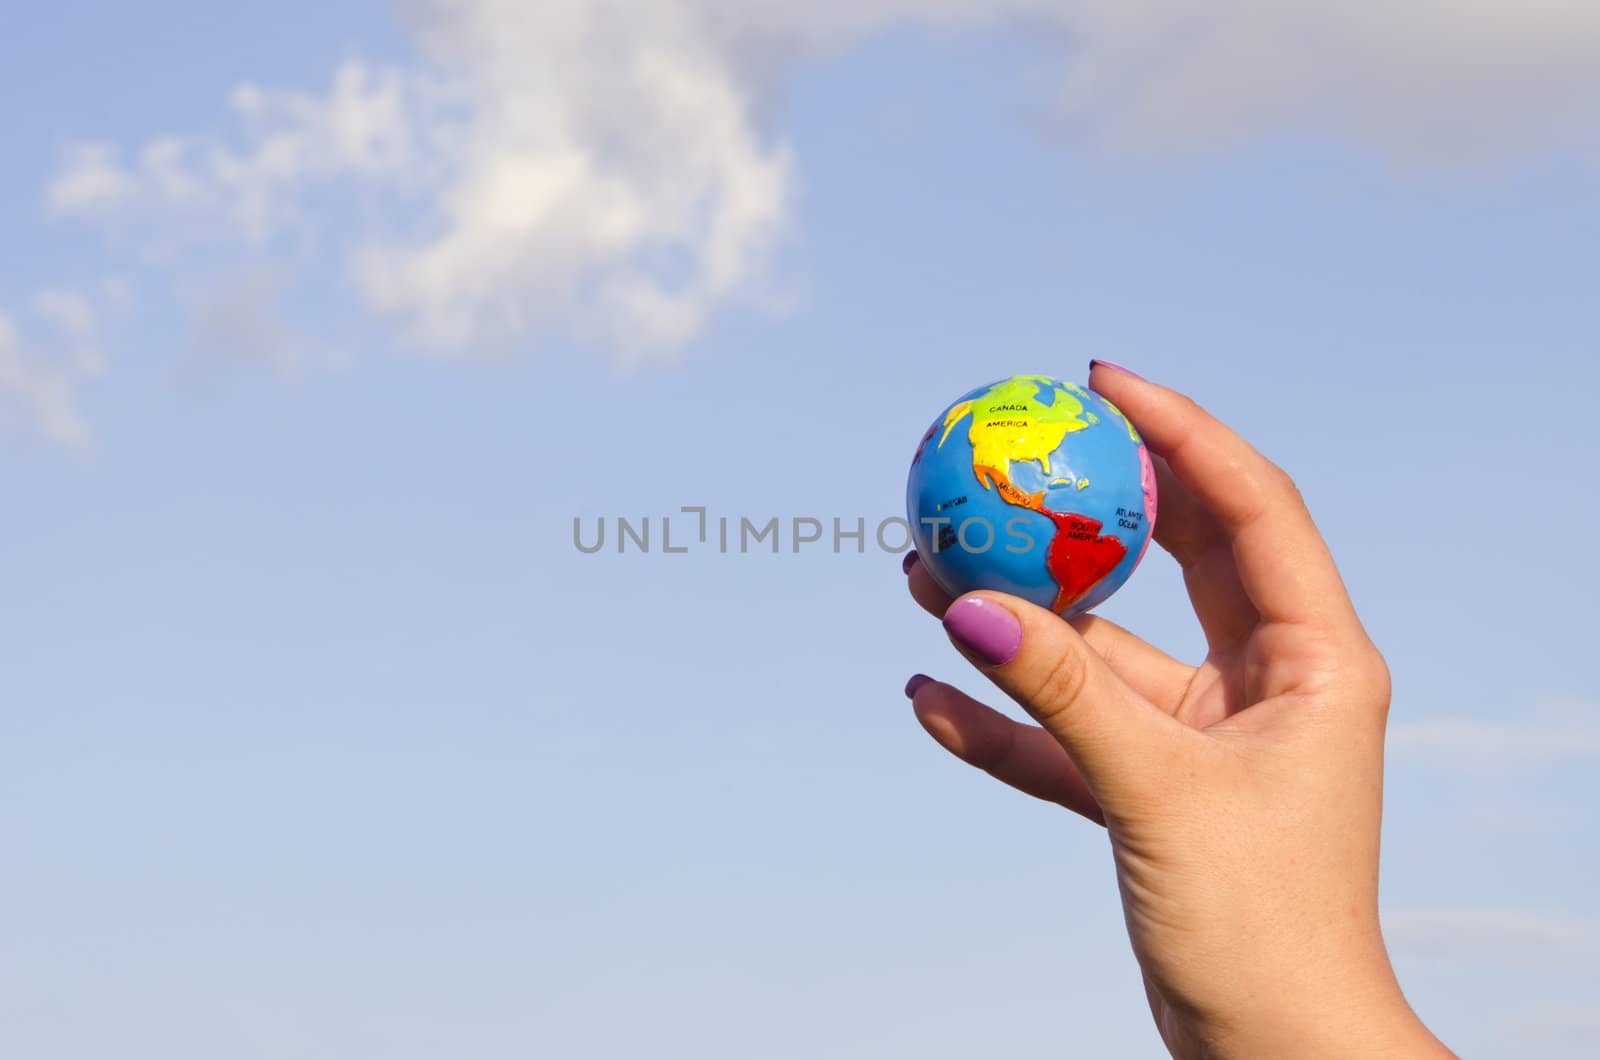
[942,597,1022,666]
[904,673,933,698]
[902,550,919,574]
[1089,359,1144,381]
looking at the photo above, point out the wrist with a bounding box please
[1200,975,1452,1060]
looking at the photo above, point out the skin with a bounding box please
[903,364,1456,1059]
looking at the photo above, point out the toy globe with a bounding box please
[906,374,1157,617]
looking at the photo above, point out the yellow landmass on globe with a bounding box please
[938,376,1095,503]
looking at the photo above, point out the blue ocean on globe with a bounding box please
[906,375,1157,617]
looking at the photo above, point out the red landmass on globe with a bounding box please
[978,466,1130,614]
[1040,510,1128,614]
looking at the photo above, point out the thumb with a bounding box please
[941,592,1182,800]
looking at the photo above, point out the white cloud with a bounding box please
[1028,0,1600,158]
[47,5,794,357]
[49,61,415,243]
[1387,906,1600,964]
[47,143,133,214]
[43,0,1600,363]
[1389,703,1600,772]
[355,1,792,354]
[0,296,102,449]
[33,288,105,378]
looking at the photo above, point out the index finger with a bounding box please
[1087,362,1359,635]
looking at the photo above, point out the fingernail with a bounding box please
[942,597,1022,666]
[1089,359,1144,381]
[904,673,932,698]
[901,550,919,574]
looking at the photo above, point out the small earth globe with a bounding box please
[906,374,1157,618]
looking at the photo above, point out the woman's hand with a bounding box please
[903,362,1454,1059]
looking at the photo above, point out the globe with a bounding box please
[906,374,1157,618]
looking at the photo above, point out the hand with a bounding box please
[902,363,1454,1059]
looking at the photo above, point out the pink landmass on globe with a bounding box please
[1135,443,1157,565]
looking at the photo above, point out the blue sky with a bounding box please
[3,3,1599,1056]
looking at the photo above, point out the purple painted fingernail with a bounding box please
[904,673,933,698]
[1089,359,1145,381]
[942,597,1022,666]
[901,550,919,574]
